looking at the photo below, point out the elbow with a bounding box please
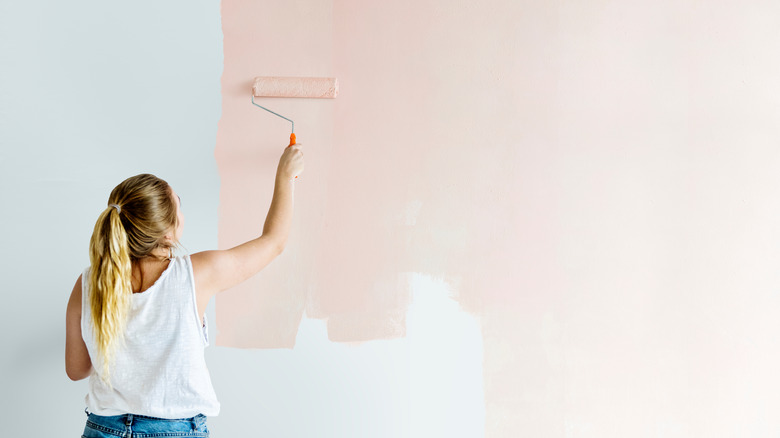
[66,369,89,381]
[66,363,92,381]
[270,234,288,256]
[261,232,287,256]
[275,240,287,256]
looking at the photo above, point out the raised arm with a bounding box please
[191,144,304,314]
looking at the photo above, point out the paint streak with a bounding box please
[214,0,334,348]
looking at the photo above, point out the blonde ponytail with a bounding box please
[88,206,133,382]
[87,174,178,383]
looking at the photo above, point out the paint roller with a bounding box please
[251,76,339,147]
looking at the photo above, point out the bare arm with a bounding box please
[192,144,304,313]
[66,275,93,381]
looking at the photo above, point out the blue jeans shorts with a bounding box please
[82,411,209,437]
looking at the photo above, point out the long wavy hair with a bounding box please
[88,174,178,382]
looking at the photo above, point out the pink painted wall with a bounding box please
[215,0,334,348]
[216,0,780,436]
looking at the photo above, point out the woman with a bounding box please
[65,144,304,437]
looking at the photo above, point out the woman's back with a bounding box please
[81,255,220,419]
[67,146,303,435]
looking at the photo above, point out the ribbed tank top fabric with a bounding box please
[81,255,220,419]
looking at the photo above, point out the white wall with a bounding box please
[0,0,223,434]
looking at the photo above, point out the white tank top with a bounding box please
[81,255,220,419]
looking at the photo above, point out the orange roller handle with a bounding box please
[288,133,298,179]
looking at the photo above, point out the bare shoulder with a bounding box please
[190,250,221,296]
[190,250,219,279]
[190,250,216,266]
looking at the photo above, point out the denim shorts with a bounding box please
[82,411,209,437]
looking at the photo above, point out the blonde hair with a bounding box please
[88,174,178,382]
